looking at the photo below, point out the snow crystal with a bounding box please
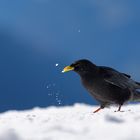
[55,63,59,67]
[78,29,81,33]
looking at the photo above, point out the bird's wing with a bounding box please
[99,66,130,89]
[99,66,131,78]
[121,73,131,78]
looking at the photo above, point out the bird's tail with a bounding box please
[132,90,140,102]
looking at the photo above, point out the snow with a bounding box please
[55,63,59,67]
[0,104,140,140]
[78,29,81,33]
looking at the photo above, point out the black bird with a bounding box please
[62,59,140,113]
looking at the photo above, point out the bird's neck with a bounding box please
[79,66,99,77]
[79,70,98,81]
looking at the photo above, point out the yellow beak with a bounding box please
[62,66,74,73]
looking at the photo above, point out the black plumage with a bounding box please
[62,59,140,113]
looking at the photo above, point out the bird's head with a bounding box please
[62,59,97,76]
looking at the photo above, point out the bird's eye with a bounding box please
[74,63,81,70]
[75,65,79,69]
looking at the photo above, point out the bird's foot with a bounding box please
[114,110,125,113]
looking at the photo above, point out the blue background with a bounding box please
[0,0,140,112]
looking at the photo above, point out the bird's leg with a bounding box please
[117,105,122,112]
[93,107,102,113]
[93,105,104,113]
[115,104,124,112]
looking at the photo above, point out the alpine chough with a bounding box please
[62,59,140,113]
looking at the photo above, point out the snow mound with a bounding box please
[0,104,140,140]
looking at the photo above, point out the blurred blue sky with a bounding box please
[0,0,140,112]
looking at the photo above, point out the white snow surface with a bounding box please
[0,104,140,140]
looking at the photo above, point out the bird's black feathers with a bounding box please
[122,73,131,78]
[99,66,132,89]
[63,59,140,111]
